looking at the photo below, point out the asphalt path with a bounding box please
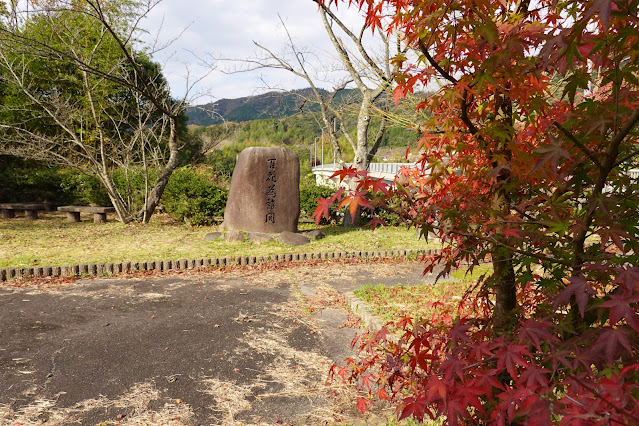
[0,260,437,425]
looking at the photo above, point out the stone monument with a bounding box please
[222,147,300,234]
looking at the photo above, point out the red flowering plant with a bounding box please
[313,0,639,424]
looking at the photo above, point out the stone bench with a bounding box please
[57,206,116,223]
[0,203,48,219]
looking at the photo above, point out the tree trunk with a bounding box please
[97,170,131,223]
[343,95,373,228]
[137,116,180,223]
[490,92,517,331]
[492,243,517,329]
[343,205,362,227]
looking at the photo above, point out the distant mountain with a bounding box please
[185,88,358,126]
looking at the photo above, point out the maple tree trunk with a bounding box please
[490,93,517,330]
[490,164,517,330]
[492,243,517,329]
[343,205,362,227]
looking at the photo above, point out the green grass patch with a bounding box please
[354,265,490,323]
[0,213,437,269]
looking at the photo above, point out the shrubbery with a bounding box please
[205,145,242,181]
[0,157,108,205]
[3,148,330,226]
[0,159,228,226]
[299,177,338,223]
[161,166,228,225]
[59,169,112,206]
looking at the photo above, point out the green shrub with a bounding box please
[0,157,108,205]
[162,166,228,225]
[109,167,163,212]
[58,169,111,206]
[205,145,242,182]
[299,178,338,223]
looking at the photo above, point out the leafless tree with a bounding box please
[247,2,404,172]
[0,0,211,223]
[239,1,406,224]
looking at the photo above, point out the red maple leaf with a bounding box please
[361,374,374,390]
[367,177,390,196]
[330,165,359,182]
[518,364,550,391]
[591,326,634,365]
[496,387,530,421]
[332,365,348,382]
[503,227,521,238]
[518,394,552,425]
[311,197,333,224]
[496,344,531,380]
[547,349,572,374]
[330,166,368,183]
[593,0,613,28]
[469,369,505,399]
[532,137,571,172]
[553,276,596,318]
[517,319,560,352]
[377,388,390,400]
[338,190,373,219]
[600,293,639,333]
[366,217,385,230]
[614,267,639,292]
[467,339,495,363]
[399,395,430,421]
[356,397,372,414]
[599,226,630,252]
[393,85,407,107]
[426,377,447,403]
[449,321,473,346]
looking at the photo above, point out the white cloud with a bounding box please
[140,0,368,104]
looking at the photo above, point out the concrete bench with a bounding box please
[0,203,48,219]
[57,206,116,223]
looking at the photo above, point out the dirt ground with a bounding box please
[0,259,436,425]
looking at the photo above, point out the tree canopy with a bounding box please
[316,0,639,423]
[0,0,187,222]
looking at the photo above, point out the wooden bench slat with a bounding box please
[0,203,47,220]
[0,203,47,210]
[57,205,115,223]
[57,206,115,214]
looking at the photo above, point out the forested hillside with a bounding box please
[185,88,358,126]
[187,88,423,157]
[191,114,418,156]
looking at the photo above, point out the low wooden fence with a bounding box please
[0,249,438,282]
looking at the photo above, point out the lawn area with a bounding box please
[354,265,491,323]
[0,212,438,269]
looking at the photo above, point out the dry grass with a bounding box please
[0,211,435,269]
[0,382,194,425]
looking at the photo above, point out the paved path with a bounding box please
[0,260,437,425]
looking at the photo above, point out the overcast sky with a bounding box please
[141,0,366,105]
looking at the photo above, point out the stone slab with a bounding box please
[225,230,246,242]
[203,232,223,242]
[222,147,300,233]
[248,232,275,244]
[303,230,325,240]
[278,231,311,246]
[57,206,115,214]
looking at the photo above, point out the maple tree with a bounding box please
[315,0,639,423]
